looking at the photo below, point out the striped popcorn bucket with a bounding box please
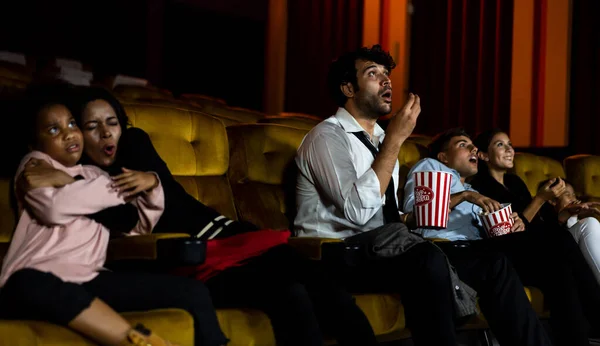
[479,203,514,237]
[413,171,452,228]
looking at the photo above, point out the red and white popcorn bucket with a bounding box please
[413,171,452,228]
[479,203,514,237]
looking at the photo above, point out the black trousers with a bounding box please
[204,244,377,346]
[334,240,550,346]
[0,268,228,346]
[463,229,600,346]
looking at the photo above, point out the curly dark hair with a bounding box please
[327,44,396,107]
[74,86,130,131]
[21,81,79,147]
[428,127,471,159]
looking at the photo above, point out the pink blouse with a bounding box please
[0,151,165,287]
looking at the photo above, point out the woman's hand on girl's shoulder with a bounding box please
[111,167,159,198]
[18,158,75,192]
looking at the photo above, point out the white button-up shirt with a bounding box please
[294,108,402,239]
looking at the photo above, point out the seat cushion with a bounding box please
[215,293,406,346]
[355,294,405,336]
[564,154,600,200]
[0,308,194,346]
[217,308,276,345]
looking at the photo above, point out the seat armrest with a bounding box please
[288,237,343,260]
[107,233,206,266]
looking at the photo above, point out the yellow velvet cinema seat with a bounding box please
[0,76,28,90]
[165,97,260,127]
[179,93,227,108]
[510,152,566,196]
[121,98,205,113]
[0,61,32,84]
[119,98,242,127]
[397,140,429,204]
[202,105,265,125]
[123,103,237,220]
[113,85,175,102]
[564,154,600,202]
[0,178,14,261]
[407,134,433,147]
[258,115,319,130]
[226,123,408,341]
[227,123,308,229]
[0,309,195,346]
[278,112,322,121]
[124,103,287,344]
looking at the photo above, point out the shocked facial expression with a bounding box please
[33,104,83,167]
[438,135,479,178]
[350,59,393,118]
[80,99,122,167]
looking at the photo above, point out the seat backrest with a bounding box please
[278,112,322,122]
[227,124,309,229]
[397,140,430,205]
[258,116,317,130]
[121,99,202,111]
[510,152,566,196]
[114,85,174,101]
[123,103,237,220]
[407,134,433,147]
[203,105,264,124]
[564,154,600,200]
[0,62,31,83]
[0,76,28,90]
[179,94,227,108]
[0,178,15,260]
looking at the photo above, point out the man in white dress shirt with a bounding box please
[294,45,550,346]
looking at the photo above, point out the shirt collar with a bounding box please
[334,107,385,139]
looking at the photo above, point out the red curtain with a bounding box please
[569,0,600,155]
[408,0,514,137]
[285,0,363,118]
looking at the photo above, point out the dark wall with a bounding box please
[0,0,268,110]
[0,0,148,78]
[569,0,600,155]
[163,1,267,110]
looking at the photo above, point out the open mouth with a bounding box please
[103,144,116,156]
[381,90,392,103]
[468,155,478,164]
[66,143,80,153]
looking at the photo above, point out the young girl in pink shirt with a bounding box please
[0,85,227,346]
